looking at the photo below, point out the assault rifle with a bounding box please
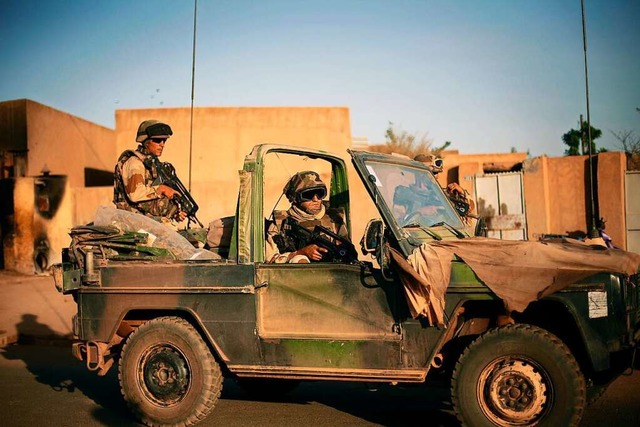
[146,156,203,227]
[275,221,358,263]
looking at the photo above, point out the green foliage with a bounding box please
[369,122,450,158]
[562,121,602,156]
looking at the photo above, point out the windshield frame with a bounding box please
[348,150,469,257]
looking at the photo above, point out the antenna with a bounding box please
[581,0,598,239]
[188,0,198,192]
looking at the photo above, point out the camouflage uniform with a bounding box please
[266,171,349,263]
[113,120,177,223]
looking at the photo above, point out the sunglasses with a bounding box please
[149,138,167,144]
[299,188,326,202]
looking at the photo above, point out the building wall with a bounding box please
[0,99,28,152]
[522,156,551,239]
[1,176,73,275]
[522,153,627,246]
[596,152,627,249]
[113,107,378,238]
[25,100,115,187]
[0,99,634,272]
[0,99,115,186]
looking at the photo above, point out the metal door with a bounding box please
[474,172,526,240]
[625,171,640,254]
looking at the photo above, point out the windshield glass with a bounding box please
[364,160,465,229]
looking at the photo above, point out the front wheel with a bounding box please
[451,324,586,427]
[119,316,222,426]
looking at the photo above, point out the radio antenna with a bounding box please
[581,0,598,238]
[188,0,198,192]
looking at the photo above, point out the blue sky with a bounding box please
[1,0,638,157]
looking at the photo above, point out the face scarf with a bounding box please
[287,203,325,222]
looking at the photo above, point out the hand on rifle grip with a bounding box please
[157,184,178,200]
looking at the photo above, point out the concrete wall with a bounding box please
[25,100,115,187]
[0,99,28,152]
[523,152,627,246]
[72,187,113,226]
[596,152,627,249]
[0,99,634,273]
[1,176,73,275]
[0,99,115,187]
[113,107,379,239]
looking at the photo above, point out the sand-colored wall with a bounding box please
[522,153,627,246]
[0,99,28,152]
[25,100,115,187]
[114,107,379,241]
[2,176,73,275]
[72,187,113,226]
[596,152,627,249]
[0,99,115,187]
[0,99,633,273]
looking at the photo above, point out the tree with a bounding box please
[609,109,640,170]
[611,129,640,155]
[369,122,450,159]
[561,120,602,156]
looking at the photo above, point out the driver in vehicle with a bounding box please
[393,175,445,225]
[266,171,350,263]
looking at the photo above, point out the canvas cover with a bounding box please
[391,237,640,326]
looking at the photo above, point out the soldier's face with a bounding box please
[146,138,166,156]
[299,194,323,215]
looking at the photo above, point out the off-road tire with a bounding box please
[118,316,222,426]
[451,324,586,427]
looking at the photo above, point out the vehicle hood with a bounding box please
[391,236,640,325]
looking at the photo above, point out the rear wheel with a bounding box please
[451,324,585,427]
[119,316,222,426]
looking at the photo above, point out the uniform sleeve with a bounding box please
[265,221,293,263]
[121,156,162,203]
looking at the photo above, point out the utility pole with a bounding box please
[579,114,585,155]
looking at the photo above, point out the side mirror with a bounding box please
[474,216,488,237]
[361,218,393,280]
[360,218,384,255]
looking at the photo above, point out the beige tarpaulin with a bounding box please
[391,237,640,326]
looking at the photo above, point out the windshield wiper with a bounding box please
[402,222,442,240]
[429,221,465,239]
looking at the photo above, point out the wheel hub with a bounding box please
[479,358,549,425]
[140,345,190,406]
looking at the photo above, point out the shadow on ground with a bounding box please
[0,313,138,426]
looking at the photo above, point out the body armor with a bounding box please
[113,149,175,219]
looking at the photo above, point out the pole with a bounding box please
[579,114,585,155]
[188,0,198,192]
[581,0,598,238]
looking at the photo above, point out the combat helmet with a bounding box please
[284,171,327,203]
[136,120,173,143]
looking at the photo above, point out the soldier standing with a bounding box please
[113,120,187,226]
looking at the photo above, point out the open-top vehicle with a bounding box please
[54,144,640,427]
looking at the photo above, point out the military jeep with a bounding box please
[53,144,640,427]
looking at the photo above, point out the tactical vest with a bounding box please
[113,150,175,218]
